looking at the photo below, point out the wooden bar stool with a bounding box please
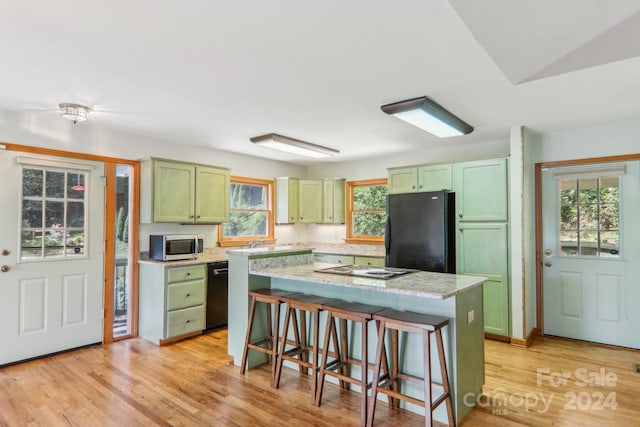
[240,288,300,388]
[367,308,454,427]
[274,293,340,403]
[315,300,390,427]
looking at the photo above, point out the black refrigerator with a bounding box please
[385,190,456,273]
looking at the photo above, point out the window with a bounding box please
[21,167,88,260]
[559,176,620,257]
[345,178,388,244]
[218,176,275,246]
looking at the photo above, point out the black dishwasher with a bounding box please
[205,261,228,331]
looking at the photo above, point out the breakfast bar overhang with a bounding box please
[227,246,486,423]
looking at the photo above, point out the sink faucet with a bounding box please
[250,239,266,248]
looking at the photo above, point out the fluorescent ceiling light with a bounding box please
[59,103,91,124]
[250,133,339,158]
[381,96,473,138]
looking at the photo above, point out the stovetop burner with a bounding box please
[314,265,418,280]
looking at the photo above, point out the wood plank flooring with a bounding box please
[1,330,639,426]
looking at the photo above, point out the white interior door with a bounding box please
[541,161,640,348]
[0,150,105,365]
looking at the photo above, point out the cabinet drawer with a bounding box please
[314,254,354,264]
[166,305,204,338]
[167,280,205,310]
[354,256,385,267]
[167,264,205,283]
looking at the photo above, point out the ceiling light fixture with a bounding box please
[250,133,339,158]
[381,96,473,138]
[59,103,91,124]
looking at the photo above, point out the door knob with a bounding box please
[1,265,9,273]
[2,249,9,256]
[544,261,552,267]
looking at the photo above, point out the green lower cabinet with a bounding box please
[457,222,510,336]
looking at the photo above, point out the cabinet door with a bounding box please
[195,166,230,223]
[388,167,418,194]
[354,256,385,267]
[457,222,510,336]
[153,161,195,222]
[275,177,299,223]
[419,164,452,192]
[323,179,345,223]
[314,254,354,264]
[298,179,323,222]
[454,158,508,221]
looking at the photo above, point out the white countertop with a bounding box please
[249,262,486,300]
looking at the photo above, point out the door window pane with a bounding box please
[113,164,133,338]
[558,176,620,257]
[20,167,88,260]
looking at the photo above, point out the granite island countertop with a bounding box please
[249,261,486,300]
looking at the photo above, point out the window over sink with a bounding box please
[345,178,387,245]
[218,176,275,247]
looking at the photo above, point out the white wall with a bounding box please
[0,109,306,250]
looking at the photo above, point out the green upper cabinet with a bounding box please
[298,179,323,223]
[153,160,195,222]
[194,165,230,223]
[419,164,453,192]
[457,222,510,336]
[453,158,508,222]
[388,166,419,194]
[142,158,230,223]
[322,178,345,223]
[275,177,299,224]
[388,164,452,194]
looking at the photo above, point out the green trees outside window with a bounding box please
[559,176,620,256]
[219,177,274,245]
[346,179,387,244]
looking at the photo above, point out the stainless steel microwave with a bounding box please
[149,234,204,261]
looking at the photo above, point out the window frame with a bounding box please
[217,176,275,247]
[20,165,90,261]
[345,178,388,245]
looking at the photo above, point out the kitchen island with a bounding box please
[227,246,486,423]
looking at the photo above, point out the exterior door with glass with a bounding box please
[0,150,105,365]
[541,161,640,348]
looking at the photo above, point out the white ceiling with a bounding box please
[1,0,640,164]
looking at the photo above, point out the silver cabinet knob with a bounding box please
[544,261,552,267]
[1,265,9,273]
[2,249,9,256]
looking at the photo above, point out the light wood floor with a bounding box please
[1,330,639,426]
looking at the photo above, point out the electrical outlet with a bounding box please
[467,310,475,324]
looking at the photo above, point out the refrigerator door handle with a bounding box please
[384,216,391,256]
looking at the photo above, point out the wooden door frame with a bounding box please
[2,142,140,344]
[535,152,640,335]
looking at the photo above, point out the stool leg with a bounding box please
[436,329,455,427]
[315,311,335,407]
[275,305,294,388]
[366,319,386,427]
[291,308,305,375]
[266,301,273,362]
[311,309,321,402]
[360,318,368,427]
[390,329,399,408]
[240,296,257,375]
[299,309,308,374]
[423,330,432,427]
[270,301,281,388]
[339,318,349,389]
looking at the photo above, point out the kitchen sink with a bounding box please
[314,265,418,280]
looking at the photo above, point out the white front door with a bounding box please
[541,161,640,348]
[0,150,105,365]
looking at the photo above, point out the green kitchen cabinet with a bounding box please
[388,166,419,194]
[298,179,323,223]
[453,158,508,222]
[314,253,354,264]
[275,177,299,224]
[139,263,206,344]
[457,222,510,336]
[142,158,230,223]
[388,164,452,194]
[322,178,346,223]
[353,255,385,267]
